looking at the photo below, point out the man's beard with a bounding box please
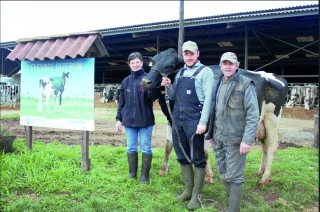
[186,60,197,68]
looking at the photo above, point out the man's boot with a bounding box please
[227,183,242,212]
[187,167,205,211]
[140,153,152,184]
[224,181,230,199]
[127,152,138,178]
[176,164,194,201]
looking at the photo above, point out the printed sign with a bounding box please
[20,58,95,131]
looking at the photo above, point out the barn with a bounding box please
[0,4,318,85]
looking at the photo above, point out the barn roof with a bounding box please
[91,4,318,36]
[6,32,109,62]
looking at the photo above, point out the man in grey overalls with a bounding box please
[206,52,259,211]
[161,41,214,210]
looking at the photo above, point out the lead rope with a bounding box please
[164,85,192,163]
[198,194,204,208]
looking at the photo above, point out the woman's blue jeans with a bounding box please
[125,125,153,154]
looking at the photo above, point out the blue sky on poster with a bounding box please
[1,1,318,43]
[21,58,95,99]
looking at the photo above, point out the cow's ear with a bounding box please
[175,56,184,69]
[142,56,153,72]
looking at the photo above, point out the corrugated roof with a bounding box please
[92,4,318,35]
[6,32,109,62]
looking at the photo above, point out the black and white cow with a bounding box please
[304,84,318,110]
[141,48,288,185]
[100,84,117,103]
[286,85,304,108]
[38,72,69,115]
[8,84,19,108]
[113,84,120,104]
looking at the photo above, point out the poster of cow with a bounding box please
[20,58,95,131]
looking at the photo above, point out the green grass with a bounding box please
[0,113,20,120]
[20,98,94,120]
[0,139,318,212]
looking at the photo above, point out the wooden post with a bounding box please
[81,51,91,171]
[313,109,319,148]
[25,126,32,150]
[244,24,248,70]
[157,34,160,54]
[177,0,184,58]
[81,131,90,170]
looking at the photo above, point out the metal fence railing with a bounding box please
[0,85,21,105]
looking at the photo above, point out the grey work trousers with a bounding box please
[213,139,247,184]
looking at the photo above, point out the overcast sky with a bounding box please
[1,1,318,43]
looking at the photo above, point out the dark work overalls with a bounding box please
[172,66,206,168]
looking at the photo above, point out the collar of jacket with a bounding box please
[131,68,145,78]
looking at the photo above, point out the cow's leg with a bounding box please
[159,123,172,176]
[59,95,63,112]
[46,95,50,115]
[256,120,267,176]
[38,94,43,113]
[204,139,213,184]
[259,106,282,185]
[13,98,16,108]
[311,97,316,108]
[285,99,294,108]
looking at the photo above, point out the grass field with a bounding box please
[0,138,318,212]
[20,97,94,120]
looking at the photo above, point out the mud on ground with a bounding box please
[0,93,317,149]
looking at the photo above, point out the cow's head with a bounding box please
[141,48,184,89]
[63,72,70,80]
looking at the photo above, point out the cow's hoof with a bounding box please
[158,167,168,176]
[255,171,264,176]
[259,177,270,185]
[205,177,213,185]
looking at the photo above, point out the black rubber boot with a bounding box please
[176,164,194,201]
[127,152,138,178]
[187,167,205,211]
[227,183,242,212]
[140,153,152,184]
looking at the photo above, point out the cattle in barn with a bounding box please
[38,72,69,115]
[8,84,19,108]
[286,85,304,108]
[113,84,120,104]
[141,48,288,185]
[100,84,117,103]
[304,84,318,110]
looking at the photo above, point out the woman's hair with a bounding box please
[128,52,143,63]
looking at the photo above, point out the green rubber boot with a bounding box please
[227,183,242,212]
[187,167,205,211]
[176,164,194,201]
[224,181,230,199]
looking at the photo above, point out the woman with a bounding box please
[115,52,157,184]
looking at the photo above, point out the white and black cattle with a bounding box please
[100,84,117,103]
[113,85,120,104]
[8,85,19,108]
[304,84,318,110]
[286,85,304,108]
[141,48,288,185]
[38,72,69,115]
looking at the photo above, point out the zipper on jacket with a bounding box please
[133,80,136,127]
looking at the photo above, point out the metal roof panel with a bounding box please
[6,33,108,61]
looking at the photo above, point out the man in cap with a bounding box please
[205,52,259,211]
[161,41,214,210]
